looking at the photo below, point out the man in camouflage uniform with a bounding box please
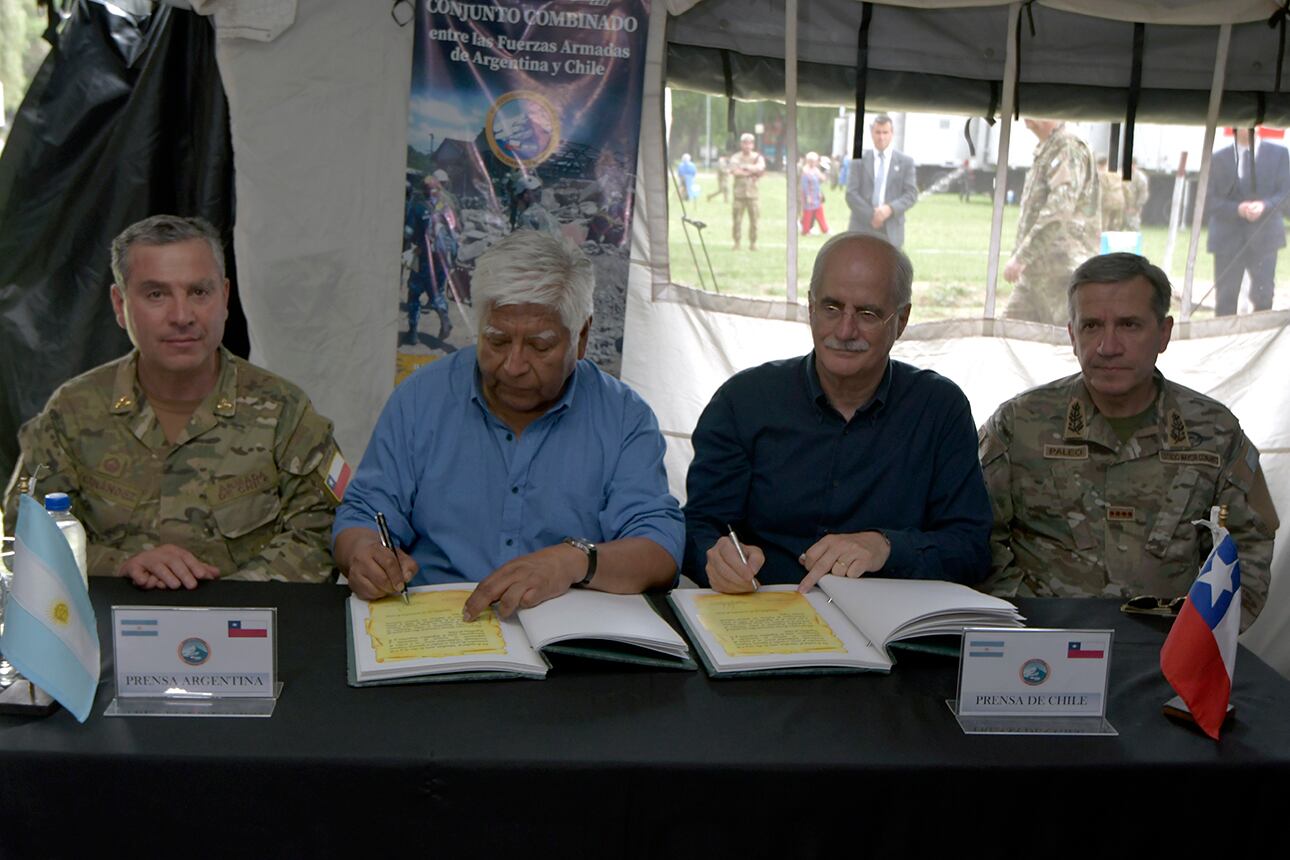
[3,215,344,588]
[981,253,1277,630]
[1123,159,1149,230]
[1003,119,1100,325]
[1097,156,1125,232]
[729,132,766,251]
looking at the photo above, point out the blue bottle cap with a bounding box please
[44,492,71,512]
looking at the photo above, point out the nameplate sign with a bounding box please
[955,628,1113,718]
[111,606,277,699]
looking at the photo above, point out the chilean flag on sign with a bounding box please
[1160,516,1241,740]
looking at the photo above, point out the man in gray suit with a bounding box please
[845,114,919,248]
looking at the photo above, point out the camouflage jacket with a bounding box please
[979,372,1278,631]
[1014,126,1100,273]
[3,348,342,583]
[729,150,766,200]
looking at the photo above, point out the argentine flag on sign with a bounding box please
[0,494,100,722]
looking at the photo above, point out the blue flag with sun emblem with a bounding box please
[0,494,100,721]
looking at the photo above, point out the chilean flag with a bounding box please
[1160,520,1240,740]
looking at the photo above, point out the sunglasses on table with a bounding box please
[1119,595,1187,617]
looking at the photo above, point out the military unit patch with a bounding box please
[1044,443,1089,460]
[1166,409,1190,447]
[1064,400,1086,438]
[1159,450,1222,468]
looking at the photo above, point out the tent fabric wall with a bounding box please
[211,0,412,462]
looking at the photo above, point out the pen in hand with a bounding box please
[726,524,759,590]
[375,512,409,604]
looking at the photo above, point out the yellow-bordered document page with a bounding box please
[669,578,1024,677]
[348,584,694,685]
[669,585,890,676]
[349,584,546,683]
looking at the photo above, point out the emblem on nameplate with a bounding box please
[178,637,211,666]
[1020,658,1050,686]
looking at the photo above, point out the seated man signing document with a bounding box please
[683,232,992,592]
[333,230,683,618]
[3,215,344,587]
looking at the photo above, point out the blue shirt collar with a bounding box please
[468,345,579,424]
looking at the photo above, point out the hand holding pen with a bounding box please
[375,512,411,604]
[704,525,765,594]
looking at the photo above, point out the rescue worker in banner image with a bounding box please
[1003,119,1100,325]
[980,253,1278,632]
[403,173,454,344]
[3,215,345,588]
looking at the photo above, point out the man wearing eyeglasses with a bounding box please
[979,253,1277,631]
[683,232,992,592]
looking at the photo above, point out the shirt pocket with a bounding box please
[207,462,282,566]
[77,470,146,541]
[1016,462,1099,551]
[1144,467,1208,561]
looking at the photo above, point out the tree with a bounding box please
[1,1,52,125]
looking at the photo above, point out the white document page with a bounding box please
[518,591,689,658]
[818,576,1023,646]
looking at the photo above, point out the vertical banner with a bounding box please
[400,0,651,380]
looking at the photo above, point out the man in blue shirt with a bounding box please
[684,232,991,592]
[334,231,683,618]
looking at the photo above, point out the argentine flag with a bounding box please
[0,494,99,722]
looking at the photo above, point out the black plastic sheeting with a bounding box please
[0,0,245,483]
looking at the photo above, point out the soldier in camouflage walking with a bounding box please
[3,215,345,588]
[980,253,1277,631]
[1003,119,1101,325]
[1122,158,1150,230]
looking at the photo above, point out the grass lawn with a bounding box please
[668,169,1213,323]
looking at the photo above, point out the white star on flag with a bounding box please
[1197,552,1236,609]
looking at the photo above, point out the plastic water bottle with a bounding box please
[43,493,88,588]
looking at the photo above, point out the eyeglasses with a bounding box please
[1120,595,1187,617]
[813,301,902,332]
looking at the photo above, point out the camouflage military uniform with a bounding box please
[1006,126,1101,325]
[1123,168,1150,230]
[979,372,1278,631]
[729,149,766,247]
[3,348,342,582]
[1099,169,1126,231]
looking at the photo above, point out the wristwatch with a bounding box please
[563,537,598,587]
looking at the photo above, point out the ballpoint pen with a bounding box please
[726,524,759,590]
[375,512,409,604]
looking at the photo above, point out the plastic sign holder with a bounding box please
[106,606,280,718]
[948,627,1117,736]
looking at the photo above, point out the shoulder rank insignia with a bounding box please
[1065,399,1087,438]
[1166,409,1189,448]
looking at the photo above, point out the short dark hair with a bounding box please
[111,215,224,288]
[809,231,913,310]
[1067,253,1172,322]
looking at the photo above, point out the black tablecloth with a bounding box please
[3,579,1288,857]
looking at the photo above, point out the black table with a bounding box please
[3,579,1288,858]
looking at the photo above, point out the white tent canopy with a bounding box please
[201,0,1289,673]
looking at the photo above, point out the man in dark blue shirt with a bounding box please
[683,232,991,592]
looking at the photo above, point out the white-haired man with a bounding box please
[334,230,683,618]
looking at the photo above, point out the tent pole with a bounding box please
[786,0,799,309]
[984,2,1020,321]
[1183,23,1231,322]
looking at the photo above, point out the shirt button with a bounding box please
[511,486,518,494]
[506,538,513,546]
[1118,543,1128,551]
[506,433,513,441]
[832,480,839,488]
